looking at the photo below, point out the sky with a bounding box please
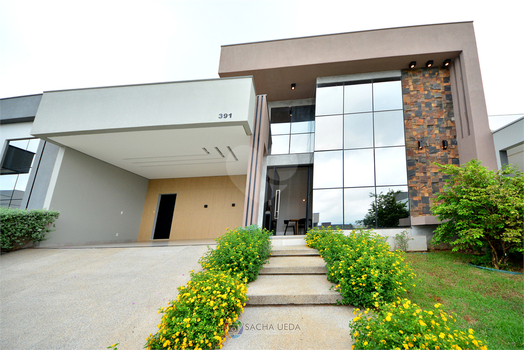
[1,0,523,119]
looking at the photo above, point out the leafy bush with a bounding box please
[357,190,409,228]
[145,226,271,349]
[350,298,488,350]
[199,225,272,283]
[431,159,524,270]
[145,269,247,350]
[0,207,59,252]
[394,230,413,252]
[306,228,416,308]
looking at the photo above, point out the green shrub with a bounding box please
[306,228,416,308]
[145,269,247,350]
[0,207,59,252]
[394,230,413,252]
[431,159,524,270]
[199,225,272,283]
[350,298,488,350]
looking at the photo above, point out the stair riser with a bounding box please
[247,295,342,305]
[259,267,327,274]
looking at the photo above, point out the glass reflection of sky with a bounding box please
[344,83,372,113]
[315,115,343,151]
[313,189,343,226]
[375,147,408,186]
[313,151,343,188]
[344,149,374,187]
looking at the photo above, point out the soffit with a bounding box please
[49,125,251,179]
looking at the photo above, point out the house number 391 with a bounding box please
[219,113,232,119]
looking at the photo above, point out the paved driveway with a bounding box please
[0,245,210,349]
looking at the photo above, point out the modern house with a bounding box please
[0,22,497,247]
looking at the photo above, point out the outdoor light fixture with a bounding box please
[442,140,448,150]
[409,61,416,69]
[426,60,434,68]
[443,59,451,67]
[418,141,423,150]
[289,107,293,117]
[291,83,296,90]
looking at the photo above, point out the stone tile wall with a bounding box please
[402,67,459,217]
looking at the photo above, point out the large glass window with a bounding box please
[315,86,343,116]
[313,151,343,189]
[313,78,409,228]
[270,105,315,155]
[314,115,343,151]
[0,138,40,208]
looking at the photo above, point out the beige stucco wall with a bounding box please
[138,175,246,241]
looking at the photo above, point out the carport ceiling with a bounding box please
[49,125,251,179]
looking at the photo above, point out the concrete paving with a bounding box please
[1,237,354,350]
[222,305,356,350]
[0,245,210,350]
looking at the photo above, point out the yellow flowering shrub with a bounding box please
[199,225,272,283]
[145,270,247,350]
[350,298,488,350]
[307,228,416,308]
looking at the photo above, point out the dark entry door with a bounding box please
[153,194,177,239]
[264,166,312,235]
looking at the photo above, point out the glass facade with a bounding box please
[313,78,409,228]
[270,105,315,155]
[0,138,40,208]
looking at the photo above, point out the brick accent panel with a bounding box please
[402,67,459,217]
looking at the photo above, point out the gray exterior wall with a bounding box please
[0,94,42,124]
[39,148,149,247]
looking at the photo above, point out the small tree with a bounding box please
[431,159,523,270]
[358,190,409,228]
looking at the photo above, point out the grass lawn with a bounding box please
[405,251,524,350]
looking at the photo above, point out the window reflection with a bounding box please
[313,189,343,226]
[344,149,375,187]
[374,110,405,147]
[290,134,314,154]
[315,115,343,151]
[313,151,343,188]
[0,138,40,208]
[344,83,372,113]
[373,80,403,111]
[291,121,314,134]
[344,113,373,149]
[271,135,290,155]
[375,147,408,186]
[271,123,291,135]
[316,86,343,116]
[344,187,375,227]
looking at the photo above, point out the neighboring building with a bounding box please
[0,22,497,247]
[491,116,524,171]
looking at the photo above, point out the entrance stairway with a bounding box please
[246,242,342,305]
[223,236,355,350]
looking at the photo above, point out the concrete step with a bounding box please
[271,245,319,257]
[246,275,341,305]
[260,256,327,275]
[222,305,356,350]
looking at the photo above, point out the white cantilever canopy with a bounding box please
[32,76,257,179]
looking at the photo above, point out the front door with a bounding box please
[152,193,177,239]
[264,166,312,235]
